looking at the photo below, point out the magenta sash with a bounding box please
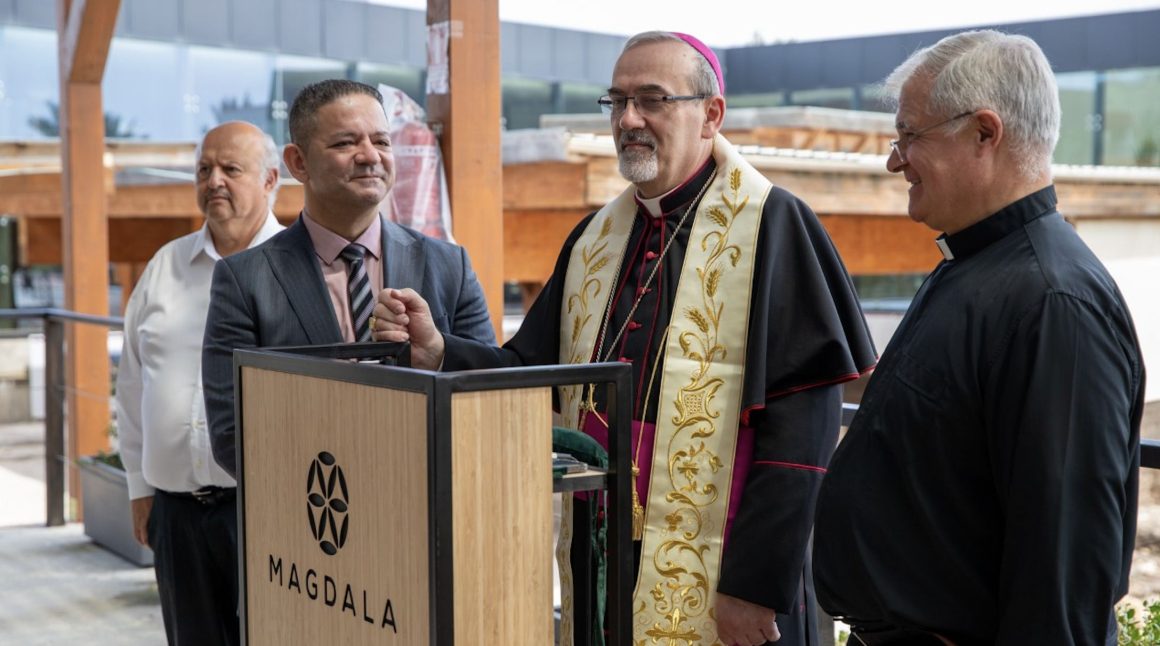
[579,413,754,548]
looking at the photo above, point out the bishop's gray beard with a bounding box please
[619,153,658,184]
[617,131,659,184]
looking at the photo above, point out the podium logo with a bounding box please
[307,451,350,556]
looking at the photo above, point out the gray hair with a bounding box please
[257,132,280,208]
[194,125,282,208]
[622,31,720,97]
[883,30,1060,179]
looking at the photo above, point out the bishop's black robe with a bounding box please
[444,158,876,645]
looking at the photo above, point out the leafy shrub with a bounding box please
[1118,599,1160,646]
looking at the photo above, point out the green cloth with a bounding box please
[553,426,607,646]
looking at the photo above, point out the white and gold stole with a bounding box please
[558,134,770,645]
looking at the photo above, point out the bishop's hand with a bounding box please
[371,288,445,370]
[715,592,780,645]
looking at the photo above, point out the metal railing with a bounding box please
[0,307,122,527]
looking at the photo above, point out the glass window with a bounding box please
[1055,71,1098,166]
[188,46,276,140]
[0,26,61,139]
[355,63,424,108]
[103,37,186,140]
[1102,66,1160,167]
[273,55,349,144]
[790,87,855,110]
[557,82,604,115]
[851,274,926,301]
[858,85,894,113]
[725,92,788,109]
[502,77,552,130]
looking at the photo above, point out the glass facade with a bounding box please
[1056,71,1099,165]
[727,92,789,109]
[501,77,553,130]
[189,46,278,140]
[724,63,1160,169]
[556,82,605,117]
[1103,67,1160,167]
[1,23,1158,168]
[0,25,606,142]
[0,27,60,139]
[790,87,857,110]
[858,84,894,113]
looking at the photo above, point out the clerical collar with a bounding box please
[634,158,717,219]
[935,185,1057,261]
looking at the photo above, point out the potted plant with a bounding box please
[77,423,153,567]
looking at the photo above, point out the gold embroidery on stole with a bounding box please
[635,142,767,645]
[559,135,769,645]
[557,189,635,646]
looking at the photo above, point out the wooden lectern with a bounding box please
[233,343,631,645]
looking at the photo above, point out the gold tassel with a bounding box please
[631,465,645,541]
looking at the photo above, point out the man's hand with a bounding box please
[131,496,153,547]
[715,592,780,645]
[371,288,445,370]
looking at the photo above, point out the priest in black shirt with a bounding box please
[373,31,876,646]
[813,30,1145,646]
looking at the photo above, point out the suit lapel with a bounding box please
[382,219,425,292]
[266,217,344,344]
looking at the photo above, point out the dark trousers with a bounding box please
[148,489,240,646]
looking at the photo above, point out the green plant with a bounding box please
[91,450,124,470]
[1118,599,1160,645]
[89,422,123,470]
[1135,137,1159,167]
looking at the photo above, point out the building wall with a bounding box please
[723,10,1160,167]
[3,5,1159,159]
[0,0,623,139]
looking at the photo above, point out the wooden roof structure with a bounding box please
[7,122,1160,284]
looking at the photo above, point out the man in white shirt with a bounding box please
[115,121,284,646]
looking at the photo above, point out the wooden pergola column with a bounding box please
[426,0,503,335]
[56,0,120,513]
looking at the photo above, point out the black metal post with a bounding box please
[605,371,633,645]
[44,316,66,526]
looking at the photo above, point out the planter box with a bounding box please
[78,456,153,567]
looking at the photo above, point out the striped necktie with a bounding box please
[339,243,373,342]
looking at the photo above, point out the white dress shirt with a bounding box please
[115,213,284,499]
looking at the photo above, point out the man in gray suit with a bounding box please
[203,79,495,477]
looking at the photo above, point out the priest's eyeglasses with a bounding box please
[889,111,975,162]
[598,93,707,117]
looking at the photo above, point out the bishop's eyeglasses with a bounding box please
[597,93,707,117]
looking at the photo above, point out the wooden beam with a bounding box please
[57,0,120,514]
[503,208,590,284]
[24,217,202,264]
[427,0,503,335]
[2,181,304,219]
[15,184,303,265]
[0,170,70,194]
[60,0,120,84]
[817,214,942,275]
[503,162,588,209]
